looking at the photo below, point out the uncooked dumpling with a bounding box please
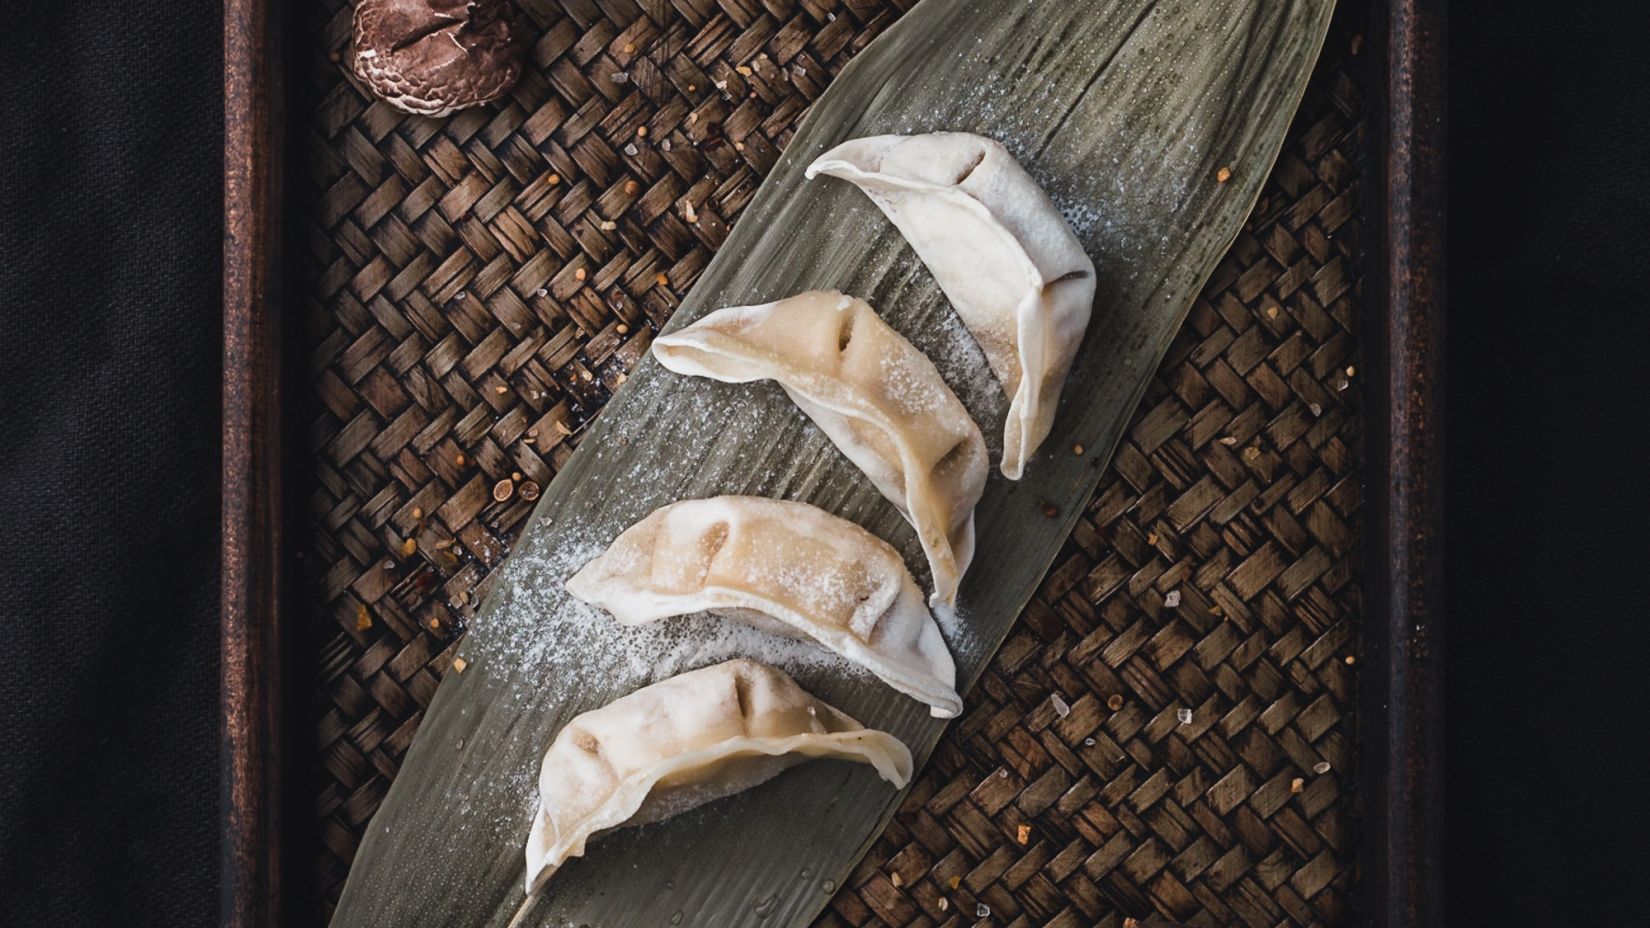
[651,290,986,607]
[806,132,1096,479]
[567,496,962,718]
[525,658,911,893]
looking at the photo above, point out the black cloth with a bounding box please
[0,3,221,925]
[1445,1,1650,925]
[1,1,1646,926]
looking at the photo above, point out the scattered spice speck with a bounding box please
[655,272,670,287]
[1216,165,1233,183]
[1073,443,1084,455]
[547,173,561,185]
[1147,531,1159,545]
[1016,823,1031,844]
[889,872,902,888]
[411,507,423,519]
[1290,777,1305,794]
[1266,305,1280,319]
[575,267,587,281]
[1219,435,1239,445]
[625,180,640,195]
[355,604,371,632]
[616,323,630,335]
[452,657,468,674]
[454,452,466,466]
[1243,445,1261,462]
[600,220,617,230]
[736,65,753,76]
[401,537,417,557]
[1345,654,1357,665]
[948,876,961,890]
[494,385,507,394]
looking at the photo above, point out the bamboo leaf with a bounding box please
[331,0,1332,925]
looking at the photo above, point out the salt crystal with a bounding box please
[623,143,638,156]
[611,72,629,84]
[1176,707,1193,725]
[1313,761,1332,774]
[1050,694,1070,718]
[1164,590,1182,607]
[977,903,990,917]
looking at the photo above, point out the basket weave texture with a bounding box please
[301,1,1364,924]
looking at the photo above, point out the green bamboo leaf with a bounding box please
[331,0,1333,925]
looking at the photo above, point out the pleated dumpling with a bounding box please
[566,496,962,718]
[525,659,912,893]
[652,290,986,607]
[806,132,1097,479]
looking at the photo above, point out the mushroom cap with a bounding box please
[351,0,523,118]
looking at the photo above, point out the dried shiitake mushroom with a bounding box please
[350,0,523,117]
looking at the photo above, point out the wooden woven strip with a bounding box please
[301,1,1363,924]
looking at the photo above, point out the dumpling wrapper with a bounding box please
[806,132,1097,479]
[525,658,911,894]
[567,496,962,718]
[651,290,987,607]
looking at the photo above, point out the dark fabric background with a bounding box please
[0,1,1645,926]
[1444,2,1650,925]
[0,3,223,926]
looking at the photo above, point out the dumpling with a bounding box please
[806,132,1097,479]
[525,658,911,893]
[566,496,962,718]
[651,290,986,607]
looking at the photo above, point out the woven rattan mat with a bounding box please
[301,2,1364,924]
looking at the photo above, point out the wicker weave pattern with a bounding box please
[301,2,1362,924]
